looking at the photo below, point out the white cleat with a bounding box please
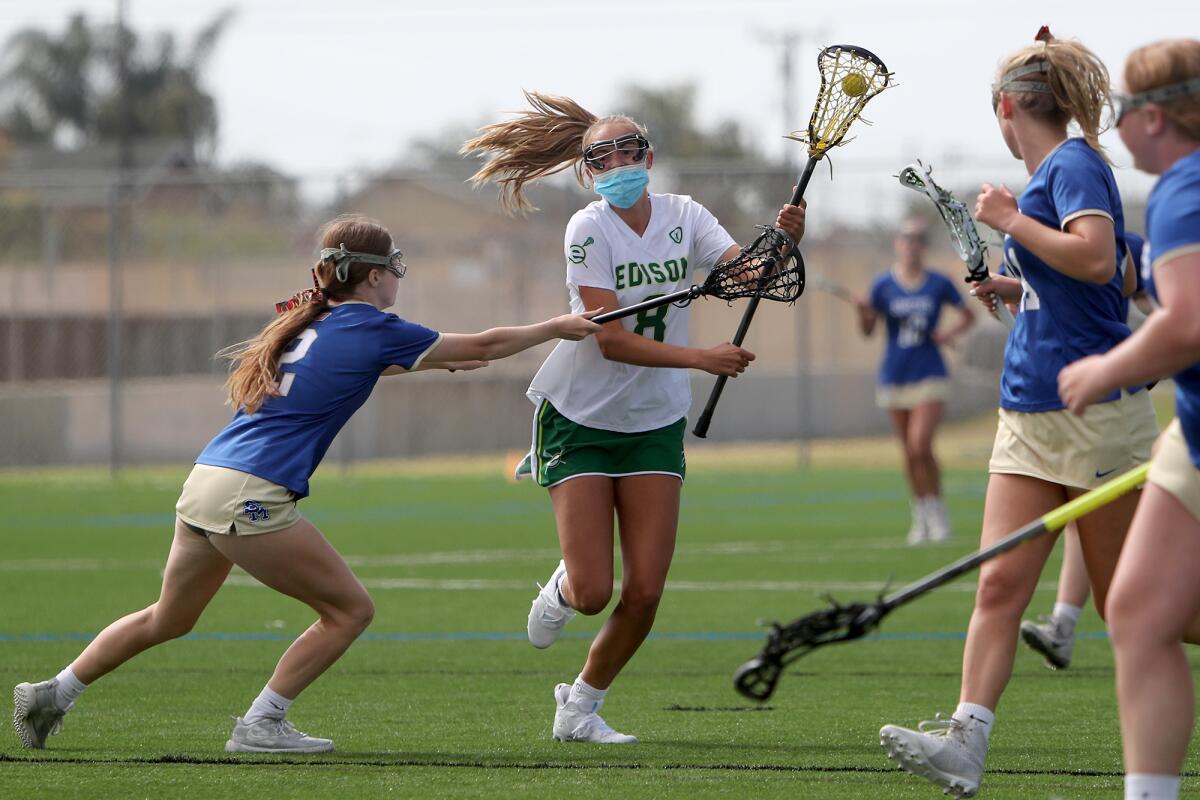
[527,560,576,649]
[12,680,69,749]
[880,713,987,798]
[1020,616,1074,670]
[926,499,953,543]
[224,716,334,754]
[906,502,929,546]
[552,683,637,744]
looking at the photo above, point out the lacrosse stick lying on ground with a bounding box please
[733,462,1150,701]
[898,160,1014,328]
[692,44,893,438]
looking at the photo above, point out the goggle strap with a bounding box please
[996,62,1052,95]
[319,243,405,282]
[1125,76,1200,109]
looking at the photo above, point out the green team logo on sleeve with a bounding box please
[669,226,683,244]
[568,236,594,264]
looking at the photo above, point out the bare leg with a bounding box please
[906,401,945,498]
[208,518,374,699]
[71,520,233,684]
[548,476,616,616]
[888,409,918,497]
[1054,524,1091,609]
[1071,489,1138,620]
[579,475,680,689]
[960,474,1065,710]
[1107,484,1200,775]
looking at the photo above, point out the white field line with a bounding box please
[222,574,1053,593]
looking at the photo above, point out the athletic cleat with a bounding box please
[552,683,637,744]
[225,716,334,754]
[1020,615,1074,670]
[527,560,576,649]
[880,713,987,798]
[926,499,953,543]
[12,679,69,749]
[906,502,929,546]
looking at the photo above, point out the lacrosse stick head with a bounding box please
[702,226,805,304]
[897,160,989,279]
[787,44,892,159]
[733,599,886,701]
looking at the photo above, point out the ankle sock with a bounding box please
[954,702,995,740]
[1125,773,1180,800]
[568,676,607,713]
[1052,602,1083,635]
[53,666,88,711]
[244,686,293,725]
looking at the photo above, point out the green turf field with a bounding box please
[3,460,1199,798]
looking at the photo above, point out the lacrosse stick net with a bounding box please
[787,45,893,159]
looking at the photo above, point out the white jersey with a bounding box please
[527,193,736,433]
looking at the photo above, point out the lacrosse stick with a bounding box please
[897,160,1015,328]
[590,226,804,325]
[694,44,892,438]
[733,461,1150,701]
[806,271,857,306]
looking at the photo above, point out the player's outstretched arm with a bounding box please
[425,312,601,364]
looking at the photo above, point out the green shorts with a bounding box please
[516,401,687,488]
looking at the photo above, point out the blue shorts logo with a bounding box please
[243,500,271,522]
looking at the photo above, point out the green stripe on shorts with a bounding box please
[531,401,686,487]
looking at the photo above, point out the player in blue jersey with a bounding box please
[856,218,975,545]
[10,215,600,754]
[1020,230,1151,671]
[880,30,1159,797]
[1057,38,1200,800]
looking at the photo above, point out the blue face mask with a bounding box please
[592,162,649,208]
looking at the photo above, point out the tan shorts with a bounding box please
[876,378,949,410]
[1148,418,1200,522]
[176,464,302,536]
[989,390,1158,490]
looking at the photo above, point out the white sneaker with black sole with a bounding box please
[12,679,69,749]
[1020,615,1074,670]
[880,713,987,798]
[225,716,334,753]
[527,560,576,649]
[551,683,637,744]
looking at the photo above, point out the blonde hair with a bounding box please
[1124,38,1200,141]
[993,32,1112,158]
[461,91,647,214]
[223,215,394,414]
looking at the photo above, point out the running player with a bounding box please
[1020,230,1149,671]
[11,215,600,753]
[1057,37,1200,800]
[856,218,975,545]
[462,92,805,743]
[878,30,1159,797]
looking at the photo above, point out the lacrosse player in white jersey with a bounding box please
[462,92,805,743]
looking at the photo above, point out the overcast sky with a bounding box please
[2,0,1196,220]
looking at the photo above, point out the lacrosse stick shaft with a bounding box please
[966,257,1015,329]
[881,462,1149,610]
[692,157,819,438]
[591,286,701,325]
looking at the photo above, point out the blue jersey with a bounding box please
[869,270,963,387]
[197,303,441,497]
[999,138,1131,412]
[1122,231,1146,319]
[1143,150,1200,467]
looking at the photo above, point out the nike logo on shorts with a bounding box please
[1094,467,1118,479]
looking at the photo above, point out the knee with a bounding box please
[619,581,665,618]
[568,578,613,616]
[327,593,375,635]
[973,567,1029,617]
[907,439,933,462]
[1106,583,1155,648]
[147,604,199,641]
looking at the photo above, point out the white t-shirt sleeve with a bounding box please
[563,213,615,291]
[690,202,737,273]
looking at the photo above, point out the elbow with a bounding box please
[595,335,620,360]
[1083,259,1116,285]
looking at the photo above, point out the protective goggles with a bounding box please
[318,243,406,282]
[1114,76,1200,125]
[583,132,650,169]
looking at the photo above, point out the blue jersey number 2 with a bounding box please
[278,328,318,396]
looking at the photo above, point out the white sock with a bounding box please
[53,666,88,711]
[1125,773,1180,800]
[954,702,995,740]
[243,685,293,724]
[568,676,607,713]
[555,570,570,608]
[1053,602,1083,635]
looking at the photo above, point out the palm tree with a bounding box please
[0,9,234,159]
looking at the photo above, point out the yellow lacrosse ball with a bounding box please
[841,72,869,97]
